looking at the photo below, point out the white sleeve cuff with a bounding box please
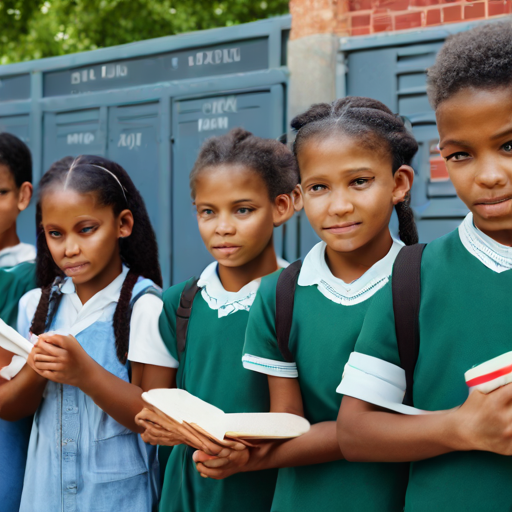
[0,355,27,381]
[128,294,179,368]
[242,354,298,378]
[336,352,425,415]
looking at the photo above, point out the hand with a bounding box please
[456,383,512,455]
[29,334,93,387]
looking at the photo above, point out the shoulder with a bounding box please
[18,288,43,333]
[420,229,461,271]
[258,269,283,297]
[162,279,194,308]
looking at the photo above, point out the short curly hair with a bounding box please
[427,21,512,109]
[0,132,32,187]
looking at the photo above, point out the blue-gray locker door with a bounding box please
[43,108,107,172]
[346,41,467,242]
[106,102,167,280]
[171,85,284,284]
[0,114,35,245]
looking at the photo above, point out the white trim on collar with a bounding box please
[459,212,512,273]
[298,239,404,306]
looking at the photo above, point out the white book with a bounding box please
[465,351,512,394]
[0,319,33,359]
[142,388,310,442]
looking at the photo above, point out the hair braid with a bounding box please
[395,193,418,246]
[113,270,139,365]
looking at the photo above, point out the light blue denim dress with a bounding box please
[19,276,160,512]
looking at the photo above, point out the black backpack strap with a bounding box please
[176,278,201,355]
[392,243,426,407]
[275,260,302,363]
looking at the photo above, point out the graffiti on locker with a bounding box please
[43,38,269,97]
[66,132,95,145]
[117,132,142,150]
[198,96,236,132]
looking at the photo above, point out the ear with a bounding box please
[291,185,303,212]
[273,193,295,227]
[16,182,33,212]
[392,165,414,205]
[118,209,134,239]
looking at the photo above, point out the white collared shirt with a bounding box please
[459,212,512,273]
[298,239,404,305]
[0,242,36,268]
[17,265,177,368]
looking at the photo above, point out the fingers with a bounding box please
[201,457,231,468]
[33,362,62,371]
[192,450,218,463]
[34,339,67,358]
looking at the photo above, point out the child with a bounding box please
[337,22,512,512]
[135,128,298,512]
[0,132,35,267]
[0,155,178,512]
[195,97,418,512]
[0,132,36,512]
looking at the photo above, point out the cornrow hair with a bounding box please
[30,155,162,363]
[427,22,512,109]
[189,127,299,200]
[291,96,419,246]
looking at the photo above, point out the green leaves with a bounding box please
[0,0,289,64]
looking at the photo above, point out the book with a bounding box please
[0,319,33,359]
[465,351,512,394]
[141,388,310,443]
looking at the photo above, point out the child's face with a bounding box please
[0,165,32,238]
[437,87,512,245]
[194,165,285,268]
[41,188,133,286]
[298,134,410,253]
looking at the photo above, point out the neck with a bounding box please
[0,224,20,253]
[325,229,393,283]
[74,254,124,304]
[218,239,279,292]
[474,221,512,247]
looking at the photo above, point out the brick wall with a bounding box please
[290,0,511,38]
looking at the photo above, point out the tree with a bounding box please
[0,0,289,64]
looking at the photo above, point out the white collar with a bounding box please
[197,262,261,318]
[0,243,36,267]
[298,239,403,306]
[459,212,512,273]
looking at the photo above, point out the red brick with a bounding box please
[372,13,394,31]
[488,0,512,15]
[351,26,372,34]
[377,0,410,10]
[349,0,373,11]
[430,157,449,182]
[351,13,372,26]
[464,1,486,18]
[426,7,442,23]
[443,4,462,21]
[410,0,439,6]
[395,11,423,29]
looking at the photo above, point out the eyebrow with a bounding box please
[490,125,512,141]
[196,199,255,207]
[440,125,512,150]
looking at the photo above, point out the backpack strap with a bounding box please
[275,260,302,363]
[392,243,427,407]
[176,278,201,355]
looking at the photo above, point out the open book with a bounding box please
[0,319,33,359]
[142,388,310,443]
[465,351,512,394]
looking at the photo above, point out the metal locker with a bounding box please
[171,86,285,284]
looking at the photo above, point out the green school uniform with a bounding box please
[242,241,408,512]
[158,262,278,512]
[0,262,36,328]
[354,215,512,512]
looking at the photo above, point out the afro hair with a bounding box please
[427,21,512,109]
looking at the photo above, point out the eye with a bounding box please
[502,141,512,153]
[0,189,9,196]
[80,226,95,234]
[48,230,61,238]
[200,208,214,217]
[236,207,253,215]
[351,177,374,188]
[446,151,470,162]
[309,184,326,192]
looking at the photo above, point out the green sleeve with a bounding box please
[0,262,36,328]
[243,270,287,363]
[354,280,401,366]
[158,280,189,362]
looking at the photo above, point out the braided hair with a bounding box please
[291,96,419,245]
[31,155,162,364]
[190,127,299,199]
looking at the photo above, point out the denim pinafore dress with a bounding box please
[19,277,160,512]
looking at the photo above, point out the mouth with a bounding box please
[323,222,362,234]
[212,244,241,255]
[475,196,512,206]
[62,262,89,276]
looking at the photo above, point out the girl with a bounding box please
[0,155,178,512]
[338,22,512,512]
[195,97,418,512]
[135,128,299,512]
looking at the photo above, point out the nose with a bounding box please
[215,212,236,236]
[475,157,508,189]
[64,235,80,258]
[327,188,354,217]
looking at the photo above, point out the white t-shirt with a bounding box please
[0,242,36,268]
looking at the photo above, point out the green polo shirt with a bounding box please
[243,269,408,512]
[0,262,36,328]
[355,229,512,512]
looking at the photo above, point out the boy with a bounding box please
[0,132,36,512]
[337,22,512,512]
